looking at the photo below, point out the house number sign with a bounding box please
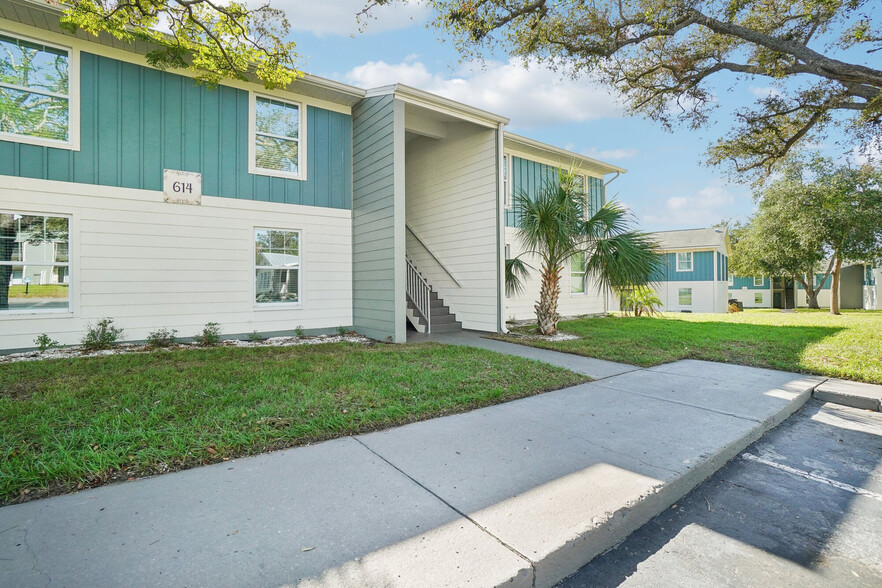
[163,169,202,205]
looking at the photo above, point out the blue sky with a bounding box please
[272,1,876,232]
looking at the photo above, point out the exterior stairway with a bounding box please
[406,290,462,334]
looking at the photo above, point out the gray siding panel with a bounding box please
[351,95,401,341]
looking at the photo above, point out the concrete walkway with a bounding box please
[407,329,639,379]
[0,342,824,587]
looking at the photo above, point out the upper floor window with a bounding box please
[753,276,764,287]
[503,154,511,209]
[1,212,70,313]
[676,252,693,272]
[0,32,77,149]
[249,94,304,180]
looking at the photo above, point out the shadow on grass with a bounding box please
[499,315,848,378]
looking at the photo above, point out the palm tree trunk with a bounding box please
[535,265,561,335]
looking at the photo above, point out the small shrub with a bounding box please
[195,322,222,347]
[728,303,743,313]
[337,326,347,336]
[294,325,305,338]
[34,333,59,352]
[247,330,265,342]
[618,287,663,317]
[147,328,178,348]
[81,318,124,351]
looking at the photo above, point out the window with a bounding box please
[503,154,511,209]
[728,273,734,286]
[754,276,764,287]
[1,212,70,313]
[250,94,304,179]
[571,174,589,218]
[755,293,763,304]
[678,287,692,306]
[504,244,511,259]
[676,252,693,272]
[254,229,300,305]
[0,32,77,148]
[571,251,586,294]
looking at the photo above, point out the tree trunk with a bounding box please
[799,272,820,309]
[535,265,561,335]
[831,257,842,315]
[0,215,14,310]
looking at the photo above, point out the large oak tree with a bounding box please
[372,0,882,176]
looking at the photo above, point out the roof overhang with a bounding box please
[504,132,627,176]
[366,84,509,129]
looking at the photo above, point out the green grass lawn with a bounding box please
[8,284,69,298]
[0,342,587,504]
[499,309,882,384]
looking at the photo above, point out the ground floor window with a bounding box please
[678,287,692,306]
[755,292,763,304]
[254,228,300,304]
[0,212,70,313]
[570,251,586,294]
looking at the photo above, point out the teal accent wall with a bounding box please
[716,252,729,282]
[732,276,769,289]
[505,156,603,227]
[0,52,352,209]
[797,273,832,290]
[653,251,716,282]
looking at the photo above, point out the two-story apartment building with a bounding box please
[646,227,731,313]
[0,0,624,350]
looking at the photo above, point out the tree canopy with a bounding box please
[58,0,299,88]
[730,156,882,310]
[379,0,882,177]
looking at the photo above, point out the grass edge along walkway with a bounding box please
[0,341,588,505]
[493,309,882,385]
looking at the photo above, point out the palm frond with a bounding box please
[505,256,531,298]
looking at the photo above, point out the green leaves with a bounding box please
[60,1,300,88]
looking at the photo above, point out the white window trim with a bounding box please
[503,153,512,209]
[253,226,304,309]
[570,252,586,295]
[754,276,764,287]
[676,251,693,272]
[678,287,692,306]
[248,92,307,181]
[0,30,80,151]
[0,209,74,317]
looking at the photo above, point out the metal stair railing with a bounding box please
[406,256,432,334]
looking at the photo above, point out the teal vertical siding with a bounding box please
[732,276,768,289]
[653,251,716,282]
[716,252,729,282]
[505,156,604,227]
[797,273,833,290]
[0,53,352,210]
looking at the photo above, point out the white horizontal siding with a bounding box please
[0,176,353,350]
[405,124,499,332]
[729,287,773,308]
[503,228,606,321]
[652,280,724,313]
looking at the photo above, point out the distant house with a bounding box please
[647,228,731,313]
[729,262,880,310]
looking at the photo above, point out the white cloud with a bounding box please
[639,182,738,229]
[581,147,638,161]
[345,58,625,128]
[749,86,782,99]
[852,137,882,165]
[267,0,428,37]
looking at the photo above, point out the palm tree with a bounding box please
[506,175,662,335]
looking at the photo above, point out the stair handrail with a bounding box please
[405,224,462,288]
[406,256,431,334]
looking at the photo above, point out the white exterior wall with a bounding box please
[503,227,606,321]
[795,288,832,308]
[1,177,353,350]
[405,124,499,332]
[730,287,773,308]
[865,268,881,310]
[653,281,723,314]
